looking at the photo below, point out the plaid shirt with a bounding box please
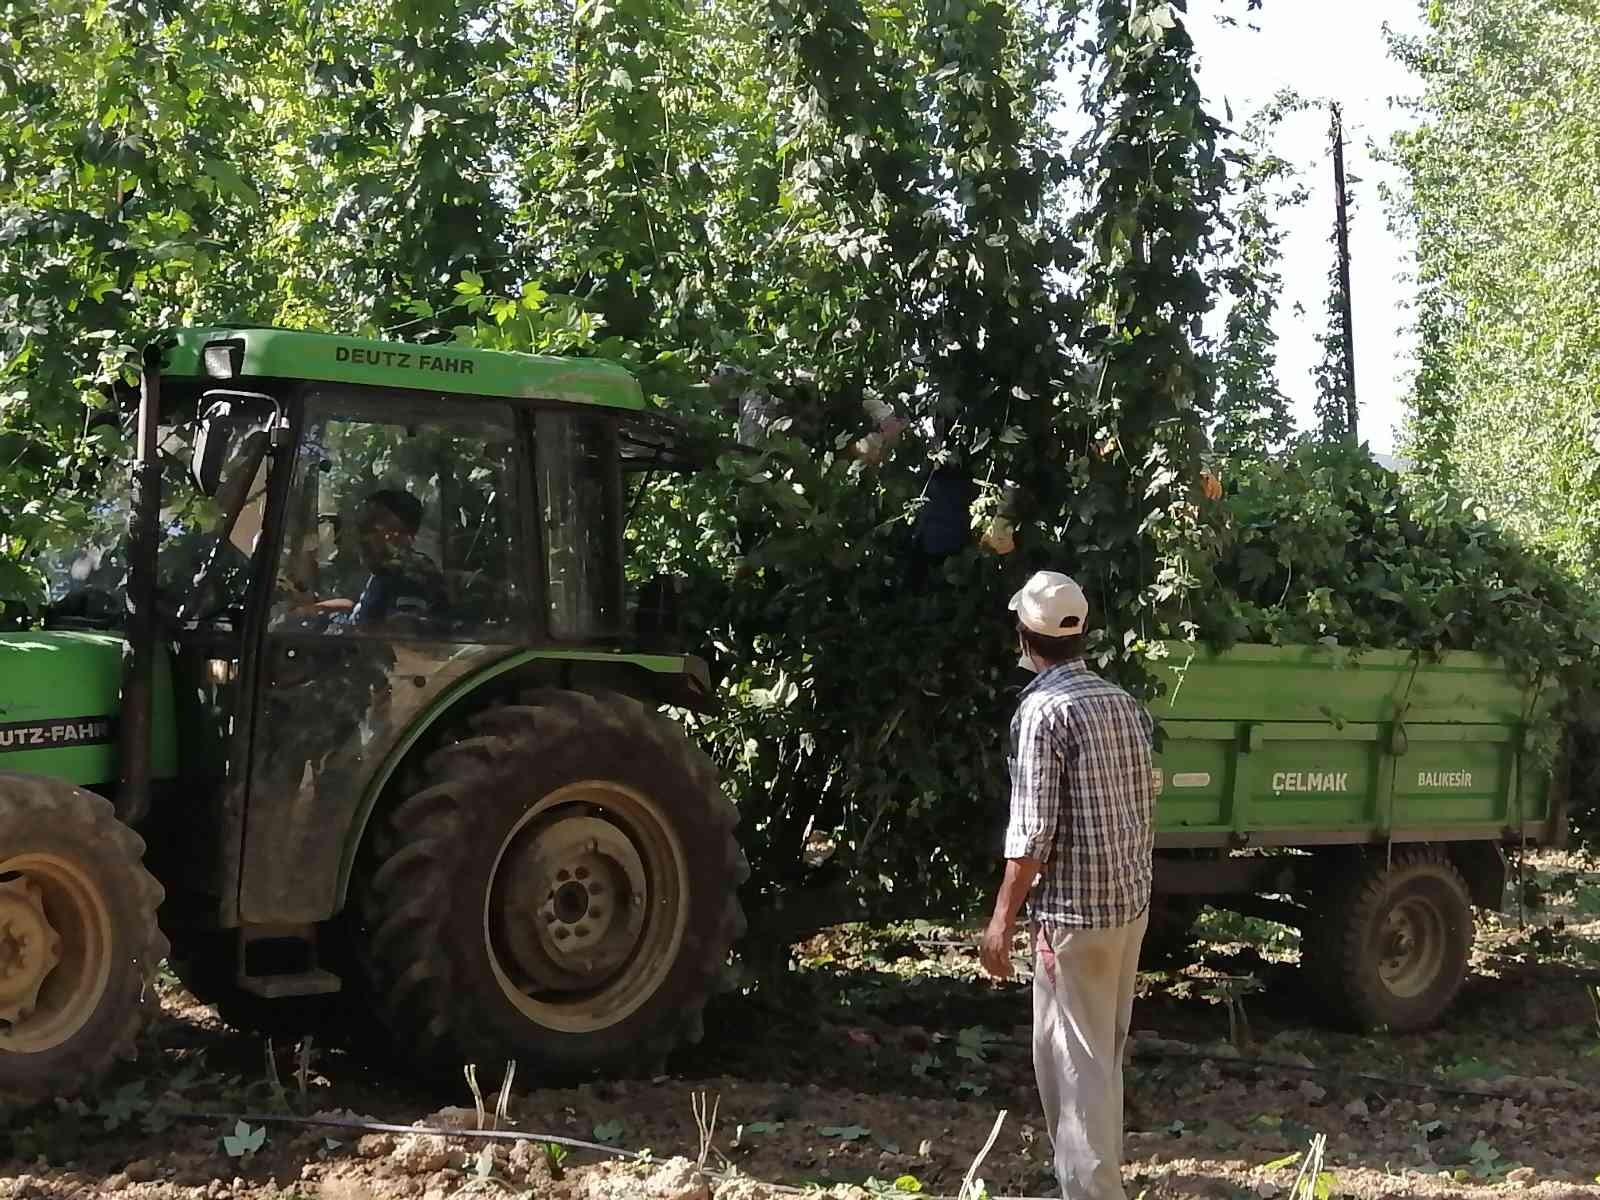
[1004,659,1156,929]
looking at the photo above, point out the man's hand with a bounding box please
[287,596,354,617]
[979,915,1015,980]
[982,856,1042,980]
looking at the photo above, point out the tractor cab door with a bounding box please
[235,387,535,925]
[138,391,283,902]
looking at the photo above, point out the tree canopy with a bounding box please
[1391,0,1600,582]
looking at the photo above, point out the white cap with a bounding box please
[1009,570,1088,637]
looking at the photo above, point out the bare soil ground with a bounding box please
[4,851,1600,1200]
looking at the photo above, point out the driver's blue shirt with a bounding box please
[328,549,446,631]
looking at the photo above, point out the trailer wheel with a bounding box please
[353,689,745,1080]
[1304,847,1473,1033]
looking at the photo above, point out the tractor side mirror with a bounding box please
[191,402,236,497]
[191,391,282,497]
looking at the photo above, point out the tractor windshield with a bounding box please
[271,390,527,642]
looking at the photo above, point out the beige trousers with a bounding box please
[1031,911,1148,1200]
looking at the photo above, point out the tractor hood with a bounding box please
[0,631,178,787]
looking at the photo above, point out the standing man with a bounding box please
[979,570,1156,1200]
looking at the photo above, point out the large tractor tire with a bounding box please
[0,774,167,1100]
[1301,846,1473,1033]
[353,689,746,1079]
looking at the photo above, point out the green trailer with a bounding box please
[1144,642,1559,1032]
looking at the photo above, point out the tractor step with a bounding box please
[234,923,342,998]
[236,969,343,999]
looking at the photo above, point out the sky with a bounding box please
[1187,1,1429,455]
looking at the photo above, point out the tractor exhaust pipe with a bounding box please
[117,345,162,826]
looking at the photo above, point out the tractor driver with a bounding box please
[303,489,448,634]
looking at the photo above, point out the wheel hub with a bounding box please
[0,852,115,1054]
[493,814,648,992]
[1376,897,1446,999]
[0,876,62,1026]
[483,779,693,1036]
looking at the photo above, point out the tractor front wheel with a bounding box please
[0,773,167,1100]
[354,689,745,1079]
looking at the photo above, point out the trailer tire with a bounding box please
[353,689,744,1081]
[1304,847,1473,1033]
[0,774,167,1101]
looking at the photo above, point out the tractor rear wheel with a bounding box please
[354,689,745,1079]
[1301,846,1473,1033]
[0,773,167,1100]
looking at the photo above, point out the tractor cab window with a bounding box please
[272,393,524,641]
[536,409,622,639]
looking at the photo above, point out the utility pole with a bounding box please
[1329,102,1357,440]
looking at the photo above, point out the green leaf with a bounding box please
[202,157,258,205]
[592,1120,626,1144]
[223,1121,267,1158]
[98,1081,146,1130]
[819,1124,871,1141]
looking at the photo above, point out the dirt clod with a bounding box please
[387,1135,453,1175]
[576,1158,710,1200]
[1297,1080,1327,1104]
[318,1171,384,1200]
[422,1107,481,1131]
[356,1135,394,1159]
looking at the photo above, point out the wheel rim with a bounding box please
[1376,894,1448,999]
[484,781,689,1034]
[0,854,113,1054]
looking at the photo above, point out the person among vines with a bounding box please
[980,570,1156,1200]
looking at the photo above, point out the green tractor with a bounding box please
[0,328,746,1099]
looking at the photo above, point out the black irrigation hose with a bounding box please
[163,1110,644,1160]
